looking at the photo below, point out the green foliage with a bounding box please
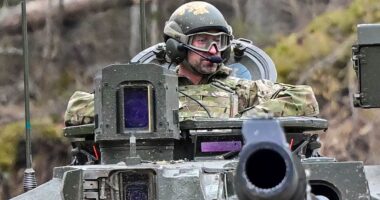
[266,0,380,83]
[0,120,63,172]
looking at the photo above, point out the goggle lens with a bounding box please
[187,32,231,52]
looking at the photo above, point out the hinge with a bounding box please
[352,45,362,73]
[352,45,363,107]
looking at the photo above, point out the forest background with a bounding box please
[0,0,380,198]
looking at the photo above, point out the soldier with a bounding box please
[64,1,319,126]
[163,1,319,120]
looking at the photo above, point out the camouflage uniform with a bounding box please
[178,65,319,121]
[64,65,319,125]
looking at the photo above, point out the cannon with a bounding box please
[235,119,306,200]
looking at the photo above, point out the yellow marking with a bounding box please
[176,2,209,16]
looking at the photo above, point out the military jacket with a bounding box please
[177,65,319,121]
[64,66,319,125]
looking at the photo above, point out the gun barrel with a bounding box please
[235,119,306,200]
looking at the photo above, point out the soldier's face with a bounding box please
[187,33,221,75]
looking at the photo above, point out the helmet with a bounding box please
[164,1,233,63]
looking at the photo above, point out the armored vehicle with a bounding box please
[11,24,380,200]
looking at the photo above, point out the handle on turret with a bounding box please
[234,119,306,200]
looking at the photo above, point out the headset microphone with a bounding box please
[207,56,223,63]
[181,44,223,63]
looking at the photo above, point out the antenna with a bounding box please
[21,0,37,192]
[140,0,146,50]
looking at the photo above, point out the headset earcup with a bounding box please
[166,38,186,63]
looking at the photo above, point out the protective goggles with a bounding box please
[186,32,232,52]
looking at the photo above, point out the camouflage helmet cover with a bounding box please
[164,1,233,43]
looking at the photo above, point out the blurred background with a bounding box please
[0,0,380,198]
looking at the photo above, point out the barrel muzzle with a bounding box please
[234,119,306,200]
